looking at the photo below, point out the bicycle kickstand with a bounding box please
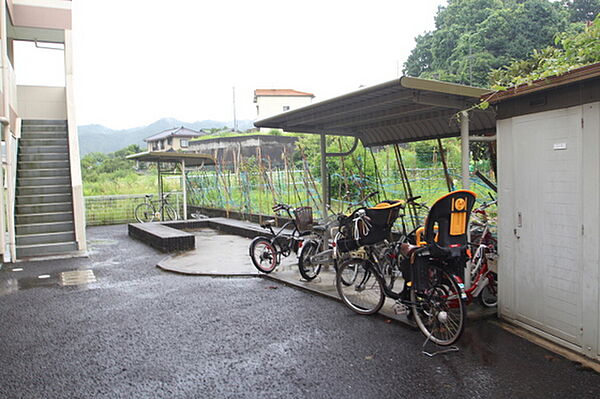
[421,335,460,357]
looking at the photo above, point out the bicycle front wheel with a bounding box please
[411,265,466,346]
[298,240,322,281]
[134,203,155,223]
[336,258,385,315]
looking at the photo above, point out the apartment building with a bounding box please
[0,0,85,261]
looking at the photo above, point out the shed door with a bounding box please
[512,108,583,346]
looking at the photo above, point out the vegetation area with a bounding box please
[403,0,599,86]
[81,0,599,224]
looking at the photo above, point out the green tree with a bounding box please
[403,0,571,87]
[563,0,600,22]
[489,14,600,87]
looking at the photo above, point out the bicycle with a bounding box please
[464,199,498,307]
[336,190,476,346]
[249,204,312,273]
[297,191,381,281]
[134,193,179,223]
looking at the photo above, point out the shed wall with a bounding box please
[497,102,600,359]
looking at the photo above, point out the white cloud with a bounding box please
[70,0,445,129]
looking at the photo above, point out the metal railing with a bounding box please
[84,192,183,226]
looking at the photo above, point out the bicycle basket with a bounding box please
[294,206,313,232]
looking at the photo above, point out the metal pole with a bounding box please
[461,111,470,190]
[320,133,328,218]
[460,111,473,289]
[181,160,187,220]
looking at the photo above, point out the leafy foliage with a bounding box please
[404,0,575,87]
[489,14,600,87]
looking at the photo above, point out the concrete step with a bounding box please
[18,168,70,178]
[20,146,68,154]
[16,221,74,235]
[16,184,71,196]
[16,193,73,205]
[22,119,67,126]
[17,176,71,187]
[16,231,75,246]
[16,202,73,215]
[20,132,68,140]
[16,211,73,225]
[19,138,68,147]
[16,241,78,259]
[18,153,69,162]
[18,160,70,169]
[21,125,67,131]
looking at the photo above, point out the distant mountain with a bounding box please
[77,118,254,155]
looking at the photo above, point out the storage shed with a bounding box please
[490,62,600,360]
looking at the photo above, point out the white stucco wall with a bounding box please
[255,95,313,121]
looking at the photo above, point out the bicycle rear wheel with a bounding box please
[134,203,155,223]
[336,258,385,315]
[249,236,278,273]
[411,265,466,346]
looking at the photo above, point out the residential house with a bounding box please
[254,89,314,132]
[145,126,207,152]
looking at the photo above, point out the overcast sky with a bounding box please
[18,0,447,129]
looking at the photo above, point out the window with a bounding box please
[283,106,290,111]
[181,139,189,148]
[167,137,172,145]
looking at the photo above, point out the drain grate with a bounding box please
[59,270,97,286]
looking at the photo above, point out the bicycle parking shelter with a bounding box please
[126,151,215,220]
[257,66,600,362]
[254,75,497,288]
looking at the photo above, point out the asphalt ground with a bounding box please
[1,225,599,398]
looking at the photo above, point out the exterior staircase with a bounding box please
[15,119,78,259]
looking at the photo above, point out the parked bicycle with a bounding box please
[134,193,179,223]
[465,199,498,307]
[249,204,312,273]
[297,191,381,281]
[336,190,477,346]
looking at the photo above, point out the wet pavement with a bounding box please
[1,224,599,398]
[159,228,496,326]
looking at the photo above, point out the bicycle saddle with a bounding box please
[261,219,276,228]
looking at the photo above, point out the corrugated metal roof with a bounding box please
[144,126,206,142]
[254,77,496,146]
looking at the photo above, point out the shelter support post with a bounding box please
[460,110,472,289]
[320,133,328,218]
[461,111,470,190]
[181,160,187,220]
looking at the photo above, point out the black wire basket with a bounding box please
[293,206,313,232]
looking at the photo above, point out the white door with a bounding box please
[512,107,583,346]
